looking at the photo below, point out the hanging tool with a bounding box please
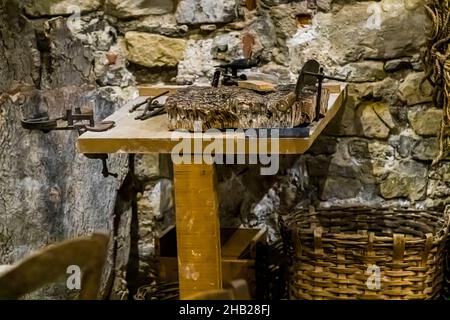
[21,108,115,134]
[129,91,170,121]
[21,106,117,178]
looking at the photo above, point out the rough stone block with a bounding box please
[24,0,102,16]
[125,32,186,68]
[379,160,427,201]
[411,137,439,161]
[407,107,442,136]
[106,0,175,18]
[176,0,237,24]
[398,72,433,106]
[319,176,362,200]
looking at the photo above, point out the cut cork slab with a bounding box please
[165,86,329,132]
[238,80,277,92]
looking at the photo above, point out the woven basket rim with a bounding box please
[281,206,450,241]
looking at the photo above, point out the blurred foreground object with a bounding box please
[0,233,109,300]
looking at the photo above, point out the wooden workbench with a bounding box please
[77,83,347,299]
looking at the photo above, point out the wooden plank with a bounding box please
[77,84,347,155]
[221,229,261,259]
[138,85,181,97]
[173,163,222,299]
[238,80,276,92]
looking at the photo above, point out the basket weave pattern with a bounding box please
[280,207,450,300]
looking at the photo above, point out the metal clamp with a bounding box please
[21,109,115,134]
[295,59,347,121]
[21,108,116,178]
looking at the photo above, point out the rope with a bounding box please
[423,1,450,164]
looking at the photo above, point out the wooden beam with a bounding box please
[173,163,222,299]
[222,229,261,259]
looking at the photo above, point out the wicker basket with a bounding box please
[280,207,450,300]
[443,237,450,299]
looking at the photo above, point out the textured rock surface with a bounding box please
[0,86,130,297]
[117,14,188,37]
[125,32,186,68]
[176,0,237,24]
[339,61,386,82]
[0,1,136,299]
[106,0,175,18]
[398,72,433,106]
[408,107,442,136]
[411,138,439,161]
[0,1,40,92]
[288,1,429,75]
[357,102,392,139]
[177,39,216,84]
[379,160,428,201]
[24,0,102,16]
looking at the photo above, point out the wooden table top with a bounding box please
[77,83,347,155]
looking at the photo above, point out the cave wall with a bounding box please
[1,0,447,299]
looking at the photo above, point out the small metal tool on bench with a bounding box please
[21,107,117,178]
[296,59,347,121]
[129,91,170,120]
[211,33,261,87]
[212,57,261,87]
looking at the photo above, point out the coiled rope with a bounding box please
[423,1,450,164]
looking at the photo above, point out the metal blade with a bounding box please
[295,59,320,98]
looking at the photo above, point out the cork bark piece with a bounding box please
[165,86,330,131]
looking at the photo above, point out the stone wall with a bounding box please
[1,0,447,299]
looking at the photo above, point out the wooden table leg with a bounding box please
[173,163,222,299]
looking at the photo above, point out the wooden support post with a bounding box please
[173,163,222,299]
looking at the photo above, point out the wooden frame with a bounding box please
[156,226,267,299]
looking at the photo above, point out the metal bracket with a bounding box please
[84,154,118,178]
